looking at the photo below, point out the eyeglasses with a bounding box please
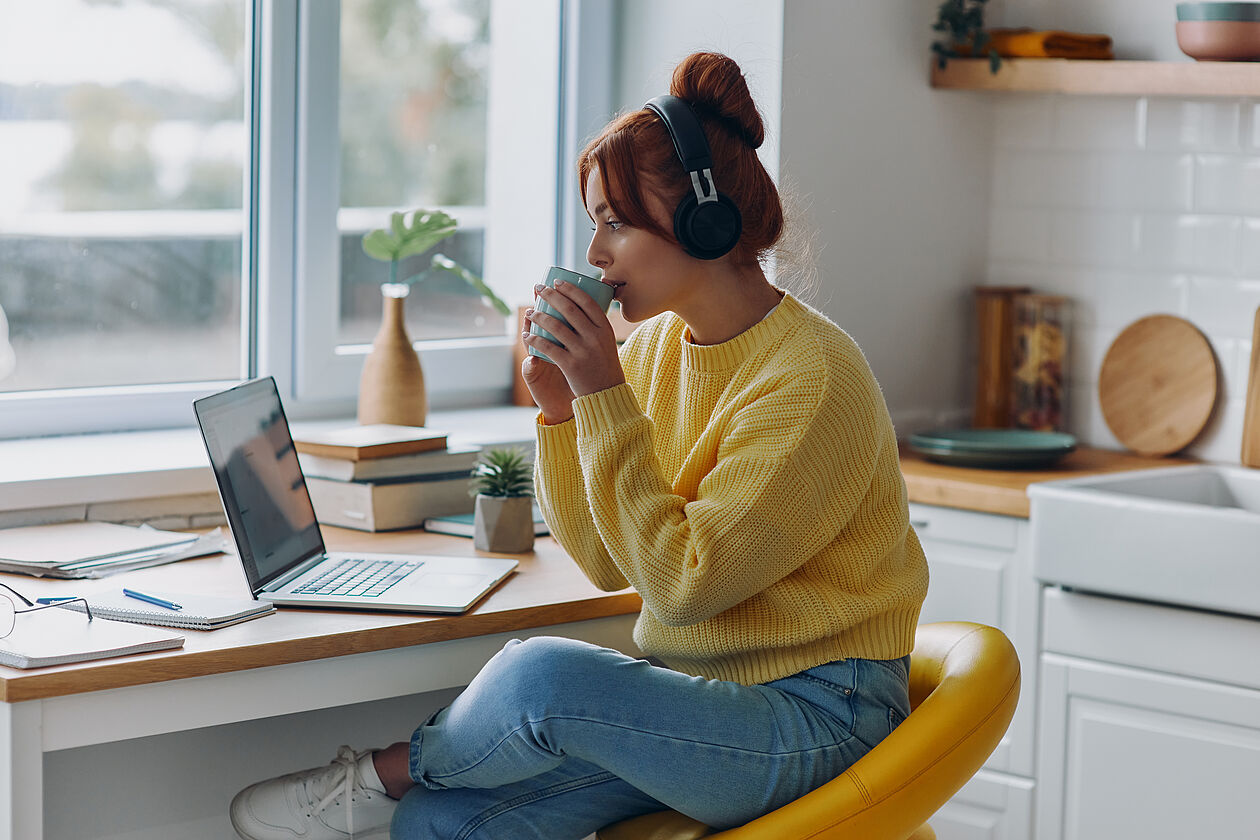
[0,582,94,639]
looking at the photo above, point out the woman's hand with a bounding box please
[522,279,626,404]
[520,352,575,425]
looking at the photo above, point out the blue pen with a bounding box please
[123,588,183,611]
[35,596,80,605]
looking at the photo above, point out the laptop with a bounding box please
[193,377,517,614]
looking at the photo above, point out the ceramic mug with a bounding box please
[527,266,615,364]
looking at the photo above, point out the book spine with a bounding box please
[298,450,481,481]
[307,476,475,531]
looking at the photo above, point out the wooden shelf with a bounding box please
[930,57,1260,97]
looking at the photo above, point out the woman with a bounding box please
[230,51,928,840]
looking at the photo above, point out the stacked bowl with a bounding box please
[1176,2,1260,60]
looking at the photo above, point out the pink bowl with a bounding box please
[1176,20,1260,60]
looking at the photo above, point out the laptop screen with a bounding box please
[194,377,325,593]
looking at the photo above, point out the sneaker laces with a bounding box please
[304,745,377,838]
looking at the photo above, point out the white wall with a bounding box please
[780,0,994,432]
[609,0,993,433]
[612,0,784,177]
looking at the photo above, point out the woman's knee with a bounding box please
[482,636,615,702]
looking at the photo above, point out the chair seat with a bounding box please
[596,622,1018,840]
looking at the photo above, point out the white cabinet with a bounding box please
[909,503,1037,840]
[1037,588,1260,840]
[928,770,1034,840]
[909,503,1038,778]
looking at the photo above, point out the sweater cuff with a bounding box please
[572,383,643,437]
[535,411,580,463]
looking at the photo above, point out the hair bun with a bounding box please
[669,52,764,149]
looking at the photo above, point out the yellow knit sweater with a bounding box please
[534,293,928,685]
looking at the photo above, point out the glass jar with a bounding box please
[972,286,1030,428]
[1010,294,1069,432]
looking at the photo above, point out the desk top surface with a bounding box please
[0,529,642,703]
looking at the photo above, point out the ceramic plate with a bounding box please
[908,428,1077,469]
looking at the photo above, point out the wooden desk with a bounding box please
[0,529,642,840]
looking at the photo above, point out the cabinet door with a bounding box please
[1038,653,1260,840]
[909,504,1036,776]
[928,769,1032,840]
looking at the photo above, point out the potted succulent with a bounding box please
[470,447,535,553]
[931,0,1002,72]
[357,209,511,427]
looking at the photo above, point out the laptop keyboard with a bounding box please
[293,557,423,598]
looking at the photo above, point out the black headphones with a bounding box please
[644,94,743,260]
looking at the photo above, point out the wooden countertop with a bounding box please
[900,444,1192,518]
[0,445,1192,700]
[0,530,642,703]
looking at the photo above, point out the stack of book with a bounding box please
[294,424,479,532]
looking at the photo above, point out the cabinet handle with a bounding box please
[910,519,929,530]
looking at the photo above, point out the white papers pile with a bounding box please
[0,521,228,579]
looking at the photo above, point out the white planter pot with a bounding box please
[473,494,535,553]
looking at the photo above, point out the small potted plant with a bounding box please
[470,447,535,553]
[931,0,1002,73]
[357,208,512,427]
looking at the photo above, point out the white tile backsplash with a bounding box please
[1145,99,1242,152]
[1195,155,1260,215]
[994,95,1057,150]
[987,94,1260,461]
[1050,211,1141,268]
[1053,97,1146,151]
[1242,219,1260,275]
[1094,152,1194,213]
[1186,276,1260,339]
[988,207,1053,263]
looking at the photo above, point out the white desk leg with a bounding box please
[0,700,42,840]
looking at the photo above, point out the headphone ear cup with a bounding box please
[674,193,742,260]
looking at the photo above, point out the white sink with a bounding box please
[1029,464,1260,618]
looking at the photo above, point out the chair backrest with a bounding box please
[598,622,1020,840]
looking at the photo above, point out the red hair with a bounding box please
[578,52,783,267]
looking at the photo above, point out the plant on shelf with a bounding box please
[470,447,536,553]
[931,0,1002,73]
[356,209,511,428]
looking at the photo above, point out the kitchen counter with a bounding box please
[900,444,1192,518]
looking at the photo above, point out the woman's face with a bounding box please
[584,168,700,324]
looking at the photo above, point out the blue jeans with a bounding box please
[391,636,910,840]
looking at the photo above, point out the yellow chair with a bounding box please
[597,622,1020,840]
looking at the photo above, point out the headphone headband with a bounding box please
[642,94,742,260]
[644,95,713,173]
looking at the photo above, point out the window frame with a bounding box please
[0,0,596,440]
[291,0,567,413]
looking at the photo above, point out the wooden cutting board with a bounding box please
[1242,307,1260,467]
[1098,314,1218,456]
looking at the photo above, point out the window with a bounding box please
[0,0,249,393]
[338,0,499,346]
[0,0,575,439]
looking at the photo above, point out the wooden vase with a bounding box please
[473,495,535,553]
[358,284,427,427]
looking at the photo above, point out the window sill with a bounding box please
[0,405,540,521]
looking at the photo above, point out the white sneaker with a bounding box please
[230,745,398,840]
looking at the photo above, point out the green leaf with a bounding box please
[470,447,534,497]
[430,254,512,316]
[360,208,459,263]
[361,229,398,262]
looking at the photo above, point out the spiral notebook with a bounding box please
[0,607,184,669]
[58,590,276,630]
